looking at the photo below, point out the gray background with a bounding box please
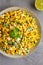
[0,0,43,65]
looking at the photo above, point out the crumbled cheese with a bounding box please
[21,35,22,38]
[7,37,11,40]
[14,24,16,27]
[16,38,21,42]
[10,47,12,50]
[10,25,13,29]
[5,42,7,45]
[15,13,17,16]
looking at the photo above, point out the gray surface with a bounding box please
[0,0,43,65]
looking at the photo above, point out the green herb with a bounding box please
[14,27,20,33]
[7,40,13,46]
[4,22,9,28]
[9,27,21,39]
[9,30,15,38]
[13,42,18,48]
[14,34,21,39]
[18,44,20,48]
[27,27,33,32]
[13,42,17,46]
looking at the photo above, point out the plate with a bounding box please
[0,7,42,58]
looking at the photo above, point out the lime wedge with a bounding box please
[35,0,43,11]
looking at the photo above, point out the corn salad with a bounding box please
[0,9,40,56]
